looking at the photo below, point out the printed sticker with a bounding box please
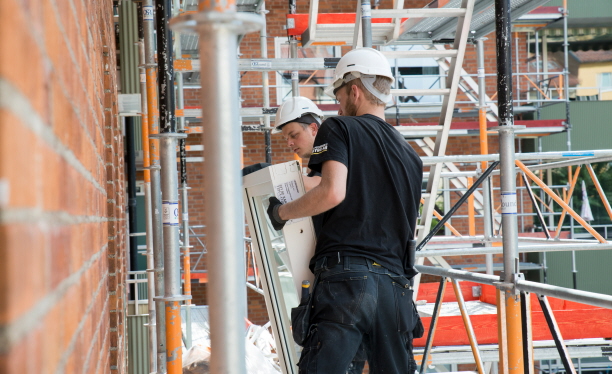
[143,6,154,21]
[162,202,179,225]
[251,60,272,69]
[501,193,517,215]
[273,181,305,225]
[361,2,372,18]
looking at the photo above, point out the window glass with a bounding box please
[599,72,612,88]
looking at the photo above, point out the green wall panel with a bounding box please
[539,101,612,152]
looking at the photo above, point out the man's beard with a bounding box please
[344,94,358,116]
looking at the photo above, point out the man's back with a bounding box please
[308,114,423,274]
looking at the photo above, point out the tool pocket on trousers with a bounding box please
[313,274,367,325]
[392,283,416,333]
[412,303,425,338]
[291,295,311,346]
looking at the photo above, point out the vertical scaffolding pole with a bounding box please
[495,1,524,374]
[260,1,272,164]
[290,39,300,97]
[172,0,193,350]
[142,1,166,371]
[535,30,541,120]
[562,0,571,151]
[154,0,187,373]
[289,0,300,98]
[138,40,158,374]
[361,0,372,48]
[154,133,187,374]
[477,38,494,274]
[171,3,262,373]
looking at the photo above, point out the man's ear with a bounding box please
[350,83,360,100]
[309,122,318,136]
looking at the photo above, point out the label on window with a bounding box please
[274,181,305,225]
[501,193,517,215]
[162,202,179,225]
[275,181,300,204]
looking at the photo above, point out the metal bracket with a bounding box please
[495,273,525,296]
[153,295,193,302]
[170,11,264,35]
[489,125,527,132]
[149,133,188,139]
[139,165,161,170]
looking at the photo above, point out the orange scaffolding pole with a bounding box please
[554,166,581,237]
[421,198,463,237]
[516,160,606,243]
[146,67,160,165]
[497,288,509,374]
[452,279,485,374]
[478,107,489,171]
[586,164,612,221]
[468,177,476,237]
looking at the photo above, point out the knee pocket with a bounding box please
[298,329,320,374]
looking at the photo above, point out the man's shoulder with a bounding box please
[321,114,386,132]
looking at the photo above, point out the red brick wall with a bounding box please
[0,1,126,373]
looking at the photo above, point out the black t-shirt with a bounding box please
[306,169,324,236]
[308,114,423,275]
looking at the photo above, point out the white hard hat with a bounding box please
[324,47,395,102]
[273,96,324,133]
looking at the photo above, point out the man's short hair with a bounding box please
[346,76,393,106]
[278,114,320,132]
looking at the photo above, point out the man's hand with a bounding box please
[267,196,288,231]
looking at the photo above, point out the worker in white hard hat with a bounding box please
[275,96,368,374]
[274,96,324,192]
[267,47,424,374]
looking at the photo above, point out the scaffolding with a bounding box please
[115,0,612,373]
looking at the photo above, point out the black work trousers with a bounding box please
[298,256,418,374]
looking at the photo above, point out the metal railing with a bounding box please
[127,271,150,316]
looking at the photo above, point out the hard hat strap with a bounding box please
[359,74,392,104]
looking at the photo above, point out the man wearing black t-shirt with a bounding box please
[267,48,423,374]
[274,96,368,374]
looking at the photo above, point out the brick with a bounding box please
[0,0,47,117]
[0,224,47,325]
[0,111,42,208]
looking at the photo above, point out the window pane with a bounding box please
[600,72,612,88]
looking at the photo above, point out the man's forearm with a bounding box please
[278,160,347,221]
[278,183,338,220]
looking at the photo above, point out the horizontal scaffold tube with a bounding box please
[417,243,612,257]
[514,280,612,309]
[416,265,612,309]
[420,149,612,165]
[415,265,500,286]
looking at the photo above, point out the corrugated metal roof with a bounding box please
[399,0,553,41]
